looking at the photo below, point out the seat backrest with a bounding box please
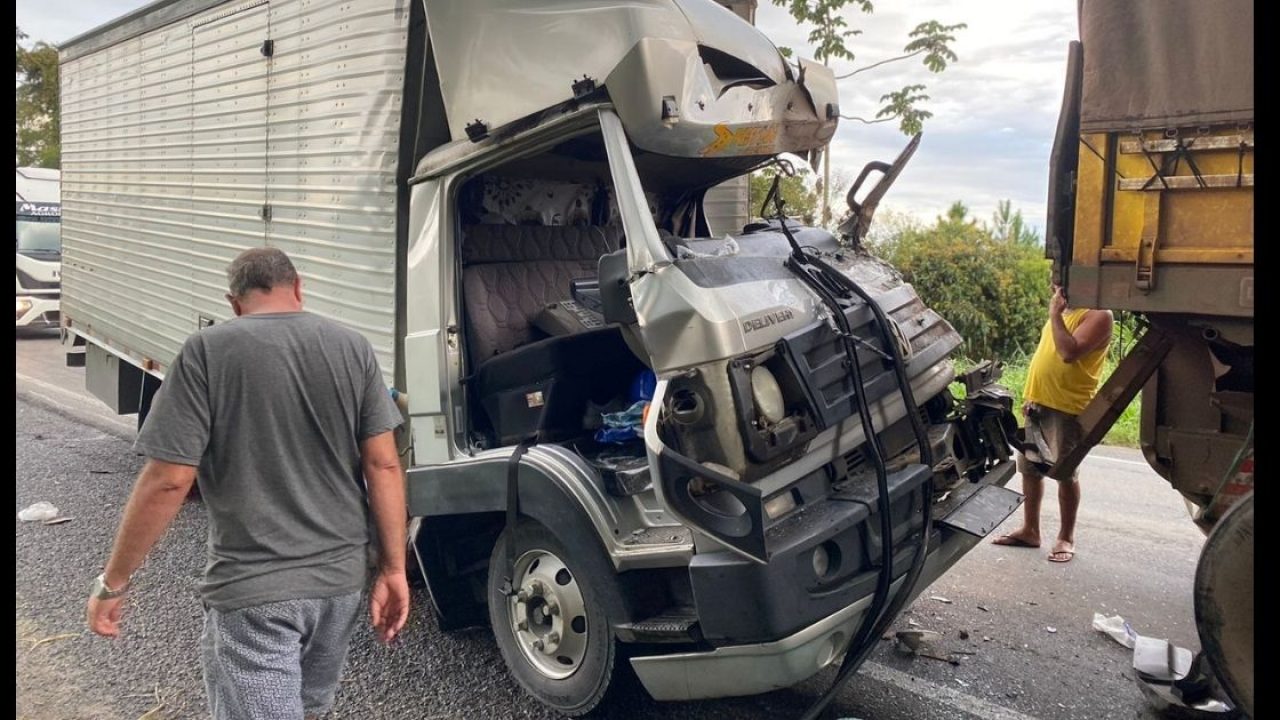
[461,224,622,364]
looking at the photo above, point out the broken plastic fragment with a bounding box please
[1092,613,1137,649]
[1133,636,1193,683]
[894,629,942,653]
[18,502,58,522]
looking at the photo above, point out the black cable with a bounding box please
[795,253,936,720]
[772,215,936,720]
[773,218,895,720]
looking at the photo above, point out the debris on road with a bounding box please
[28,632,78,649]
[1092,612,1137,649]
[930,595,953,604]
[894,629,942,653]
[976,605,989,612]
[1046,626,1057,634]
[18,501,58,522]
[1133,636,1192,683]
[1134,672,1239,718]
[43,516,73,526]
[919,650,960,666]
[959,629,970,640]
[1093,613,1239,717]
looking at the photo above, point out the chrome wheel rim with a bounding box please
[507,548,590,680]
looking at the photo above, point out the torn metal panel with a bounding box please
[423,0,836,157]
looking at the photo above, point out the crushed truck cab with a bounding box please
[58,0,1021,714]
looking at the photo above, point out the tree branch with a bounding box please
[834,49,926,79]
[840,114,898,125]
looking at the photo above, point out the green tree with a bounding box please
[989,199,1041,247]
[870,201,1051,360]
[764,3,965,224]
[773,3,965,135]
[16,26,61,168]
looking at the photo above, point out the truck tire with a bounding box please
[1194,490,1252,717]
[487,519,621,716]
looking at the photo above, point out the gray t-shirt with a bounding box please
[134,311,404,611]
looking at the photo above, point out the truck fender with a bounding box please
[407,453,628,630]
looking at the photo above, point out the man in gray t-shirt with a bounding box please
[86,247,409,720]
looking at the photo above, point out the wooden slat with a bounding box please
[1099,247,1253,264]
[1117,174,1253,191]
[1119,135,1253,153]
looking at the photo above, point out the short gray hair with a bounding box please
[226,247,298,298]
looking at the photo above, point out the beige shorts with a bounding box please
[1017,403,1084,482]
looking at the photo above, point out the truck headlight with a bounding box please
[16,299,32,319]
[750,366,785,424]
[812,544,830,578]
[812,541,840,580]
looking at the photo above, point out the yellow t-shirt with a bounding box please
[1023,308,1109,415]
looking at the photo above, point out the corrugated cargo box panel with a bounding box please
[61,0,408,383]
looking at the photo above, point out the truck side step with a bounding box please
[616,608,701,644]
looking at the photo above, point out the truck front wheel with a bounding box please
[487,520,621,716]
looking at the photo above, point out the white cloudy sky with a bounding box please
[18,0,1078,232]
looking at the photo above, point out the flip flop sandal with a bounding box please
[1047,550,1075,563]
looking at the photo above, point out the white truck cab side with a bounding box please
[15,167,61,327]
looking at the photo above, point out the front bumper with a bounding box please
[631,574,909,702]
[16,295,60,327]
[688,462,933,643]
[629,460,1017,702]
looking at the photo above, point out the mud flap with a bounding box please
[937,479,1021,538]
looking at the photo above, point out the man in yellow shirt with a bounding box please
[992,286,1112,563]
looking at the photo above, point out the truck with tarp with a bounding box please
[1046,1,1253,714]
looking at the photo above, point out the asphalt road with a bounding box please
[17,329,1205,719]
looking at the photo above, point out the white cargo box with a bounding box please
[59,0,411,383]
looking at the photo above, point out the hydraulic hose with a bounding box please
[774,224,894,719]
[784,251,895,688]
[773,219,936,720]
[796,253,936,720]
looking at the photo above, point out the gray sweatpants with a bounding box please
[200,592,362,720]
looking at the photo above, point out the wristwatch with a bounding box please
[90,573,130,600]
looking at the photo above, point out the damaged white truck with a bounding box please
[59,0,1022,714]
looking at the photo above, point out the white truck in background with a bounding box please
[15,167,62,327]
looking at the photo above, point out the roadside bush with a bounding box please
[869,201,1051,360]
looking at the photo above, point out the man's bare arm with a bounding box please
[361,430,410,643]
[362,431,406,572]
[103,459,198,588]
[1051,309,1113,363]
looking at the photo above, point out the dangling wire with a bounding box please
[759,157,798,220]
